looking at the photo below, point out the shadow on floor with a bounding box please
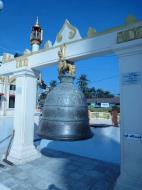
[0,148,120,190]
[39,126,120,164]
[35,123,120,189]
[40,147,120,190]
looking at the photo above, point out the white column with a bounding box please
[115,44,142,190]
[8,68,41,164]
[0,77,8,116]
[32,43,39,52]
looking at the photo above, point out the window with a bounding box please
[9,96,15,108]
[10,85,16,91]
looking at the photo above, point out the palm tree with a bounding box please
[95,89,114,98]
[103,91,114,98]
[77,74,89,97]
[89,87,96,98]
[96,88,104,98]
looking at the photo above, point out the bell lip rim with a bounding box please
[38,132,93,141]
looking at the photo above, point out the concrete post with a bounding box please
[115,44,142,190]
[7,68,41,164]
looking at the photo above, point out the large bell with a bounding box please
[38,75,93,140]
[37,45,93,141]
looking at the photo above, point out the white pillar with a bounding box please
[32,43,40,52]
[8,68,41,164]
[115,44,142,190]
[0,77,8,116]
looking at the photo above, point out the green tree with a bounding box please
[96,89,114,98]
[103,90,114,98]
[96,88,104,98]
[89,87,96,98]
[77,74,114,99]
[77,74,89,97]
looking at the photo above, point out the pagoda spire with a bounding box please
[30,17,43,52]
[35,16,39,26]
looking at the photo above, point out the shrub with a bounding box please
[88,106,112,112]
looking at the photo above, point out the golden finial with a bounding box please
[87,27,97,38]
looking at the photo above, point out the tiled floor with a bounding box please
[0,149,120,190]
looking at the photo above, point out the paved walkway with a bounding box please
[0,149,120,190]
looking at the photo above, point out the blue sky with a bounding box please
[0,0,142,95]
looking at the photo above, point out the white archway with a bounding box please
[0,19,142,189]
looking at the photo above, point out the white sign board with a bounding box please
[101,103,110,108]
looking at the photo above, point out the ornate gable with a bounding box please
[54,19,82,46]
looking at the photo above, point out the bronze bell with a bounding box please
[37,45,93,141]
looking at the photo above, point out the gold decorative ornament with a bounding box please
[44,40,52,49]
[125,15,137,25]
[0,76,9,83]
[56,20,77,43]
[2,54,14,63]
[67,64,76,75]
[69,31,74,39]
[0,76,5,82]
[117,26,142,43]
[58,45,66,75]
[16,56,29,68]
[58,45,76,76]
[57,34,63,43]
[9,76,16,83]
[67,21,76,39]
[87,27,97,38]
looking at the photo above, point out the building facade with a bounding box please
[0,74,16,116]
[0,18,43,116]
